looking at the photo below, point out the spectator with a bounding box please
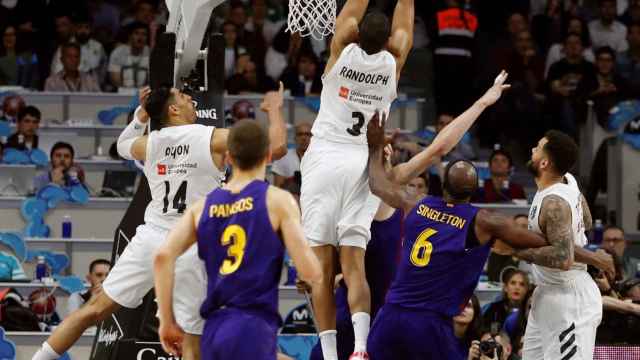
[272,122,312,196]
[222,22,248,79]
[265,27,313,81]
[545,16,596,77]
[45,42,101,92]
[6,105,40,151]
[280,51,322,96]
[482,270,530,331]
[432,0,478,115]
[501,30,545,95]
[65,259,111,317]
[108,22,150,90]
[474,148,526,203]
[435,113,476,161]
[589,0,629,52]
[50,15,106,85]
[617,22,640,95]
[487,214,528,282]
[575,46,631,126]
[468,330,513,360]
[121,0,160,49]
[0,25,39,88]
[502,287,535,357]
[0,94,25,123]
[453,295,483,358]
[531,0,566,53]
[33,142,86,192]
[406,174,429,199]
[546,32,597,138]
[601,226,640,280]
[227,1,267,62]
[620,0,640,26]
[226,53,277,94]
[88,0,121,46]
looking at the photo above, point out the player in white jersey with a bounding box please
[300,0,415,358]
[32,85,287,360]
[501,130,614,360]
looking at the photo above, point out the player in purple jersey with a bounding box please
[153,120,322,359]
[364,112,551,360]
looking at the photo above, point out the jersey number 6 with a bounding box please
[219,224,247,275]
[410,228,437,267]
[347,111,365,136]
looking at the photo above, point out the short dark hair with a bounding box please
[359,11,391,55]
[542,130,578,175]
[89,259,111,273]
[145,86,174,129]
[50,141,74,159]
[228,120,270,170]
[127,21,149,38]
[61,42,81,55]
[598,0,616,6]
[564,32,582,44]
[514,213,528,221]
[604,225,624,234]
[595,46,616,59]
[489,148,512,167]
[18,106,41,122]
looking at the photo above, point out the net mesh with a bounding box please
[287,0,337,40]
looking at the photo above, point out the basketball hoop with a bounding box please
[287,0,337,40]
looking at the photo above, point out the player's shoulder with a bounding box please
[266,185,296,205]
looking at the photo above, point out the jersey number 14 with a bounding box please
[162,181,188,214]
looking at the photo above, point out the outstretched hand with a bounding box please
[477,70,511,107]
[260,81,285,113]
[367,111,387,150]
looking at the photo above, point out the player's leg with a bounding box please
[338,245,370,354]
[174,245,207,360]
[32,224,161,360]
[181,334,201,360]
[522,287,544,360]
[33,291,121,360]
[573,273,603,360]
[311,245,339,359]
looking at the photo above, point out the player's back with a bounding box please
[197,180,284,328]
[143,124,223,230]
[385,196,490,318]
[313,43,397,145]
[528,172,588,286]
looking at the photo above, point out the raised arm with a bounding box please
[260,82,288,160]
[270,187,322,288]
[325,0,369,73]
[391,71,511,185]
[117,87,151,161]
[474,209,548,248]
[367,112,416,212]
[387,0,414,78]
[153,199,203,356]
[210,84,288,168]
[512,195,574,271]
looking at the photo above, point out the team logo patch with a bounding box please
[529,205,537,219]
[157,164,167,175]
[339,86,349,99]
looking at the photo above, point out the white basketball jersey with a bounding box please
[143,124,224,230]
[312,43,397,145]
[528,173,588,285]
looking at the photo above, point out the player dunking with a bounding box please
[300,0,414,358]
[32,86,287,360]
[364,112,551,360]
[153,120,322,359]
[504,132,614,360]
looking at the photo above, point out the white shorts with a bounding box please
[102,224,206,335]
[300,137,380,249]
[523,271,602,360]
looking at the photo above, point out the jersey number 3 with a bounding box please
[219,224,247,275]
[410,228,437,267]
[346,111,365,136]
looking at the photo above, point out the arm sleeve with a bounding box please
[117,106,147,160]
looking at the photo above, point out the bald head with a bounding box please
[443,160,478,202]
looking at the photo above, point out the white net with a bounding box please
[287,0,337,40]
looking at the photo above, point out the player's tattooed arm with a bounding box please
[513,195,574,270]
[581,194,593,232]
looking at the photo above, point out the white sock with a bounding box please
[352,312,370,353]
[319,329,338,360]
[32,342,60,360]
